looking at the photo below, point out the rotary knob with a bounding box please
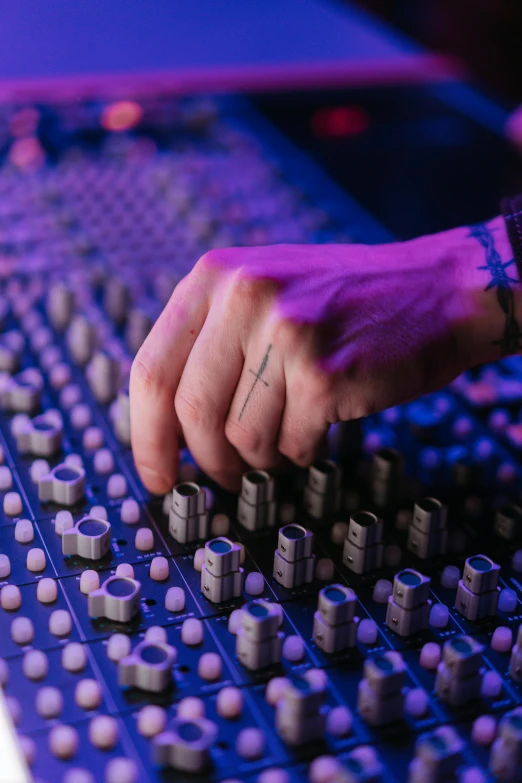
[38,463,85,506]
[88,575,141,622]
[118,640,177,692]
[62,516,111,560]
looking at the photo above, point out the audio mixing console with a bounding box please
[0,94,521,783]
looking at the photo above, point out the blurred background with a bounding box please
[2,0,522,240]
[353,0,522,103]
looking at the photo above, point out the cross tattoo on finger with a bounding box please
[238,344,272,421]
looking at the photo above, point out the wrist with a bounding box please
[432,216,522,368]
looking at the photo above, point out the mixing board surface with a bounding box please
[0,94,521,783]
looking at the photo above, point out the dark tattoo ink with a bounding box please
[239,344,272,421]
[469,222,521,355]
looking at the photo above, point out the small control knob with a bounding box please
[88,575,141,622]
[154,717,217,772]
[0,368,43,413]
[46,282,75,331]
[372,447,403,507]
[435,636,483,707]
[275,674,327,746]
[456,554,500,621]
[237,469,276,531]
[67,314,96,365]
[201,537,244,603]
[342,746,383,782]
[490,707,522,782]
[86,350,120,404]
[15,412,63,457]
[386,569,431,637]
[38,463,85,506]
[313,584,358,654]
[111,387,131,445]
[236,599,283,670]
[104,278,129,324]
[62,516,111,560]
[169,482,209,544]
[273,524,315,589]
[409,725,464,783]
[118,640,177,692]
[0,330,24,372]
[358,651,406,726]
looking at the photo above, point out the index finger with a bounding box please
[129,273,210,494]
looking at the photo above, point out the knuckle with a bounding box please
[271,317,301,353]
[219,273,260,324]
[130,352,166,398]
[279,437,313,467]
[225,418,263,455]
[196,248,223,270]
[175,387,219,432]
[228,270,258,305]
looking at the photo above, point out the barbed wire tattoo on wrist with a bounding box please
[469,222,521,355]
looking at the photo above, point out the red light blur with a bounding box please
[312,106,370,138]
[101,101,143,132]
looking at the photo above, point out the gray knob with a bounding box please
[240,599,282,643]
[88,575,141,622]
[118,640,177,692]
[67,314,96,365]
[340,747,383,783]
[38,463,85,506]
[154,717,217,772]
[125,305,154,354]
[86,350,120,404]
[410,726,463,783]
[104,278,129,324]
[372,447,403,484]
[314,584,359,655]
[391,569,431,610]
[236,599,283,670]
[303,458,342,519]
[462,554,500,594]
[0,331,24,372]
[442,636,483,679]
[277,524,313,562]
[0,368,43,413]
[169,482,209,544]
[112,387,131,445]
[62,516,111,560]
[204,538,241,577]
[46,282,75,331]
[172,482,206,517]
[490,708,522,782]
[347,511,383,548]
[372,447,403,507]
[363,652,406,696]
[15,412,63,457]
[412,497,447,534]
[276,675,327,745]
[240,470,275,504]
[237,469,277,531]
[307,459,341,494]
[317,584,357,626]
[282,675,326,717]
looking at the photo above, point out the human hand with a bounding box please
[130,216,516,493]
